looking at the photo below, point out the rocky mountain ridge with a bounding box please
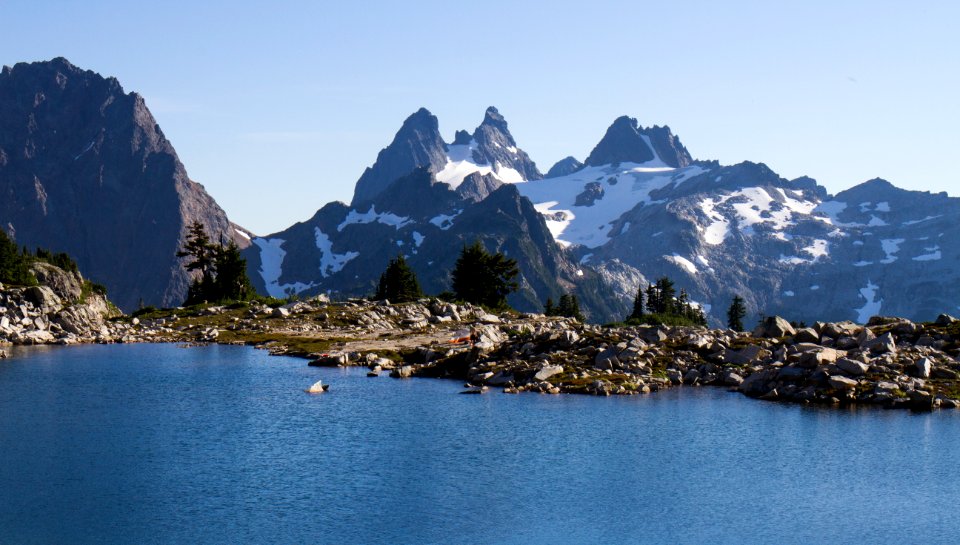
[0,58,248,312]
[245,105,960,326]
[2,58,955,325]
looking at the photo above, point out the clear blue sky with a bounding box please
[3,0,958,234]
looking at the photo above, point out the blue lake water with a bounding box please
[1,343,959,544]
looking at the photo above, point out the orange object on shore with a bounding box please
[449,329,471,344]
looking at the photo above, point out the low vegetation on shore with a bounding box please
[4,225,960,413]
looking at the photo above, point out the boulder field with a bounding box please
[8,294,950,412]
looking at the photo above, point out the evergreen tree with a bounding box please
[678,288,690,318]
[556,293,585,322]
[375,254,423,303]
[0,230,35,285]
[214,241,255,302]
[727,295,747,331]
[628,284,645,320]
[177,222,216,287]
[645,284,660,316]
[655,277,677,315]
[450,241,518,309]
[178,223,254,305]
[543,297,556,316]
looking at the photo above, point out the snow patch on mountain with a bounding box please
[779,239,829,265]
[429,209,462,230]
[913,246,942,261]
[815,201,848,225]
[435,139,524,188]
[803,239,830,259]
[253,238,317,298]
[729,187,818,234]
[698,186,820,244]
[315,228,359,278]
[664,254,698,275]
[698,196,730,245]
[903,215,942,226]
[253,238,286,296]
[74,140,96,161]
[856,280,882,324]
[338,205,412,232]
[880,238,905,264]
[638,134,671,168]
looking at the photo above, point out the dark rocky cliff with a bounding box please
[0,58,246,311]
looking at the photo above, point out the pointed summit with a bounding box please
[0,58,242,311]
[351,107,448,206]
[478,106,511,137]
[585,116,692,168]
[468,106,541,182]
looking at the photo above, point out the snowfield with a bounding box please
[435,139,524,188]
[516,162,706,248]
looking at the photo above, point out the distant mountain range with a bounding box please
[2,58,957,324]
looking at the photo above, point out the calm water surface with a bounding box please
[1,343,958,544]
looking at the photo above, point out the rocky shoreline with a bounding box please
[0,263,123,346]
[4,288,960,412]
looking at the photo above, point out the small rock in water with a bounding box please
[305,379,329,394]
[460,385,489,394]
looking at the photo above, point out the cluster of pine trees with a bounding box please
[374,240,520,310]
[374,255,423,303]
[625,276,707,326]
[177,222,254,305]
[544,293,584,321]
[450,241,519,310]
[0,230,36,286]
[0,229,99,291]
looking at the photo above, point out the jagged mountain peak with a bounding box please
[0,58,243,311]
[452,129,472,146]
[353,107,543,204]
[463,106,541,182]
[585,115,692,169]
[478,106,510,136]
[351,107,448,206]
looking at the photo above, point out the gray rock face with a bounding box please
[574,182,605,207]
[351,108,448,206]
[456,172,502,203]
[0,261,120,344]
[0,58,245,311]
[469,107,542,182]
[584,116,691,168]
[545,156,583,178]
